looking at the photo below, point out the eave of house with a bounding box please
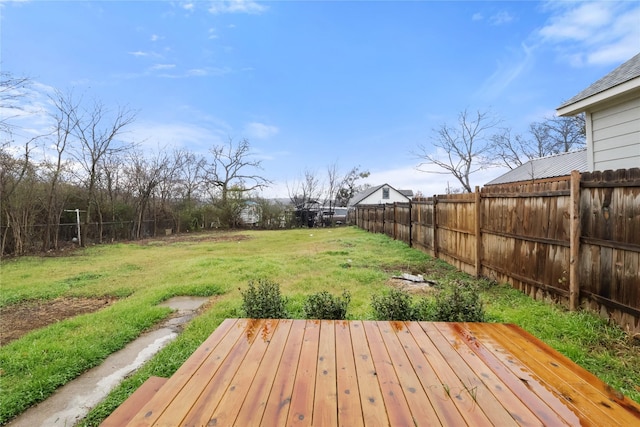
[557,76,640,116]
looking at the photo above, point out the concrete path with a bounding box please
[7,296,210,427]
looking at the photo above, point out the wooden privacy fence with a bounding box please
[352,168,640,334]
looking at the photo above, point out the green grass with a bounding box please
[0,227,638,426]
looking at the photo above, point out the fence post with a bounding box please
[393,202,398,240]
[408,200,412,248]
[475,186,482,278]
[433,195,439,259]
[569,170,581,311]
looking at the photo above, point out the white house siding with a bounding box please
[358,187,409,205]
[590,96,640,171]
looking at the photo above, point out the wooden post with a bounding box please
[475,186,482,278]
[433,195,439,259]
[393,202,398,240]
[569,170,581,311]
[408,200,412,248]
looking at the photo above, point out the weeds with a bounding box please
[240,279,288,319]
[433,281,485,322]
[371,288,420,321]
[303,290,351,320]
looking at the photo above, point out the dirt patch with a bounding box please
[387,278,438,296]
[136,232,251,246]
[0,297,117,346]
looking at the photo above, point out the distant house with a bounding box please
[239,201,260,226]
[556,53,640,172]
[485,150,588,186]
[349,184,413,206]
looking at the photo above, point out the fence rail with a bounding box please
[351,168,640,334]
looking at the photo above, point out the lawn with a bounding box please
[0,227,638,425]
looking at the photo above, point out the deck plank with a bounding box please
[126,318,242,427]
[203,319,279,426]
[466,322,626,426]
[394,321,468,426]
[362,321,415,427]
[377,321,442,426]
[313,320,338,426]
[432,322,546,426]
[489,323,640,425]
[408,321,493,426]
[449,323,575,426]
[234,319,294,426]
[464,322,593,426]
[420,322,520,426]
[335,320,364,427]
[115,320,640,426]
[349,321,389,427]
[178,319,266,427]
[288,319,321,425]
[262,319,307,426]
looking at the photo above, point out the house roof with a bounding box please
[349,184,412,206]
[557,53,640,115]
[485,150,588,186]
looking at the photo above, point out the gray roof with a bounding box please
[485,150,587,186]
[349,184,412,206]
[558,53,640,109]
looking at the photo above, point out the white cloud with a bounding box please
[537,1,640,66]
[125,121,225,153]
[472,12,483,22]
[476,43,535,100]
[150,63,175,70]
[208,0,267,15]
[489,11,514,26]
[128,51,149,57]
[208,28,218,39]
[150,34,163,42]
[244,122,279,139]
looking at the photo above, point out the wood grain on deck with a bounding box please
[121,319,640,426]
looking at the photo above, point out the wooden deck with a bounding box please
[117,319,640,426]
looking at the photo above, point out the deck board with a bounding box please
[112,319,640,427]
[234,319,293,425]
[334,321,364,427]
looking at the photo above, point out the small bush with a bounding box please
[240,279,288,319]
[371,288,419,321]
[433,282,485,322]
[304,290,351,320]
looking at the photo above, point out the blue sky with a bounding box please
[2,0,639,197]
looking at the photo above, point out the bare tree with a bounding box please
[489,128,533,169]
[70,99,136,245]
[204,138,270,227]
[335,165,370,206]
[0,141,39,255]
[537,114,586,153]
[125,149,169,239]
[415,109,500,193]
[287,169,323,227]
[204,138,269,201]
[41,90,77,250]
[287,168,323,208]
[490,114,586,170]
[0,72,31,137]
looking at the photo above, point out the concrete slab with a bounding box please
[7,296,210,427]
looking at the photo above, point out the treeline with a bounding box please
[0,135,290,256]
[0,78,287,256]
[1,76,369,257]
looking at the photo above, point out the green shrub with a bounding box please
[433,282,485,322]
[303,290,351,320]
[240,279,288,318]
[371,288,419,321]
